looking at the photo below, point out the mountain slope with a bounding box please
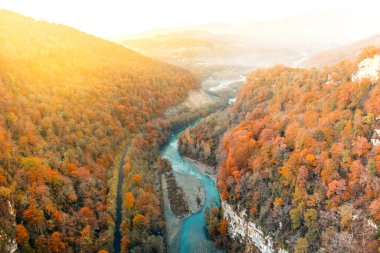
[0,10,198,252]
[302,34,380,68]
[180,50,380,252]
[122,11,380,70]
[121,12,380,94]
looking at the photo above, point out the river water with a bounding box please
[161,129,224,253]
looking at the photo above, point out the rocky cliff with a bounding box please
[0,200,17,253]
[372,127,380,146]
[352,55,380,147]
[352,54,380,83]
[222,201,287,253]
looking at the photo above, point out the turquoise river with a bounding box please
[161,128,224,253]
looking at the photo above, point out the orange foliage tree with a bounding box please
[15,224,29,245]
[124,192,135,209]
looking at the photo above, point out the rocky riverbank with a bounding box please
[184,157,218,180]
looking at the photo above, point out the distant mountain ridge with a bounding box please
[120,11,380,89]
[301,34,380,68]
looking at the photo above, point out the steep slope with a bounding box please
[180,50,380,252]
[0,10,199,252]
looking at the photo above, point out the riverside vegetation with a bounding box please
[1,8,380,253]
[179,48,380,252]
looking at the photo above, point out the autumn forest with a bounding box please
[0,4,380,253]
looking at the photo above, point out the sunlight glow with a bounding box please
[0,0,380,39]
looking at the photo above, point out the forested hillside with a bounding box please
[180,49,380,252]
[0,10,198,252]
[179,111,232,166]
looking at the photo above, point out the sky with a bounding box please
[1,0,380,39]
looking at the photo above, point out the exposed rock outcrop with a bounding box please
[352,54,380,83]
[0,200,17,253]
[222,201,287,253]
[372,129,380,146]
[371,122,380,146]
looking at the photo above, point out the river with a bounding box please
[161,128,224,253]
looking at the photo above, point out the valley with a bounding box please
[0,5,380,253]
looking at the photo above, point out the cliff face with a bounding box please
[352,55,380,147]
[222,201,287,253]
[371,121,380,146]
[352,54,380,83]
[0,200,17,253]
[372,128,380,146]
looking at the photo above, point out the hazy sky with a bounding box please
[0,0,379,39]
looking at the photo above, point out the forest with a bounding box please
[1,6,380,253]
[180,48,380,252]
[0,10,199,253]
[179,111,232,166]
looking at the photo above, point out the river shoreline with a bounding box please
[161,167,206,252]
[162,173,182,253]
[161,130,223,253]
[184,157,218,181]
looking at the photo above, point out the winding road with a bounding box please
[113,143,130,253]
